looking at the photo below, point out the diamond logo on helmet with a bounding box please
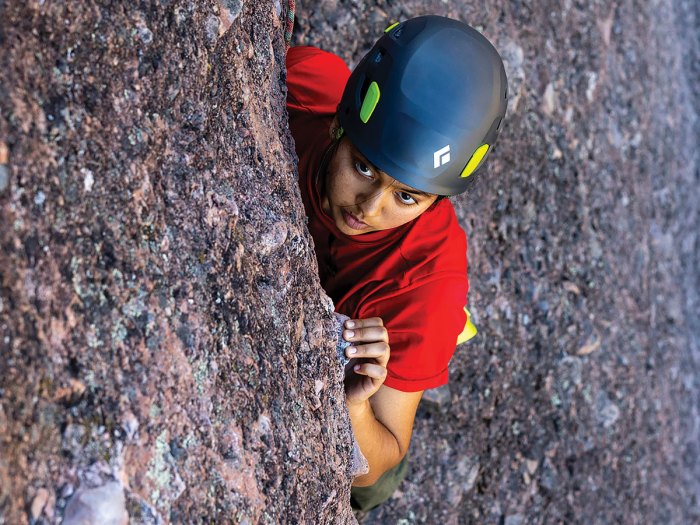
[434,145,451,168]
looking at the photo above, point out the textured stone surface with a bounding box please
[294,0,699,523]
[0,1,356,523]
[2,0,698,523]
[62,482,128,525]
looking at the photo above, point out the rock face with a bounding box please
[3,0,699,523]
[294,0,699,523]
[1,1,356,523]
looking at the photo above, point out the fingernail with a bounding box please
[345,320,355,328]
[347,346,357,355]
[345,330,354,339]
[354,364,361,371]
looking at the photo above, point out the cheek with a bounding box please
[324,157,344,195]
[379,205,418,229]
[393,201,435,225]
[328,163,360,199]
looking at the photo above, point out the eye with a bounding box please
[396,191,417,205]
[355,161,374,179]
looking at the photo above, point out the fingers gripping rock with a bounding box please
[333,312,352,366]
[332,312,369,477]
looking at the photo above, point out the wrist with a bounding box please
[346,397,371,416]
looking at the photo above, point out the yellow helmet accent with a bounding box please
[384,22,400,33]
[457,307,477,344]
[460,144,490,178]
[360,81,381,123]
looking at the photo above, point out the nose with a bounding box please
[359,187,391,217]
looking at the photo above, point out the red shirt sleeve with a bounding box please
[358,277,468,392]
[286,46,350,117]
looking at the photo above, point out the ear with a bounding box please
[329,115,344,140]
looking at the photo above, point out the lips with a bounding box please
[341,209,370,231]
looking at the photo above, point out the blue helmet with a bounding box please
[338,16,508,196]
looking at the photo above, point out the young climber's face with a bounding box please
[322,137,439,236]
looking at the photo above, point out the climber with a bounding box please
[286,16,508,512]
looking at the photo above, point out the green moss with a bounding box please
[582,385,593,403]
[112,268,124,287]
[550,393,562,407]
[147,430,171,503]
[122,292,146,318]
[111,320,128,343]
[70,256,85,298]
[194,359,209,395]
[87,326,102,348]
[182,431,198,449]
[84,370,96,388]
[149,403,161,418]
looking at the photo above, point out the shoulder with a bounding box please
[286,46,348,71]
[400,198,467,273]
[286,46,351,116]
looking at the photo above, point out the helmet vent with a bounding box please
[360,82,381,123]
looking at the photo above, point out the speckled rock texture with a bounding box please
[294,0,699,523]
[0,1,356,523]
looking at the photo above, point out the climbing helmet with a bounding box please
[338,15,508,196]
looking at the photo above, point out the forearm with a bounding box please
[347,399,403,487]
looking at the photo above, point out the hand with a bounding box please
[342,317,390,407]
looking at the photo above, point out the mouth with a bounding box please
[341,209,370,231]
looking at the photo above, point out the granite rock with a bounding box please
[0,1,355,523]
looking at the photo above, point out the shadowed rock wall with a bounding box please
[1,1,356,523]
[294,0,699,523]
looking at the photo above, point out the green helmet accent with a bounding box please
[338,16,508,196]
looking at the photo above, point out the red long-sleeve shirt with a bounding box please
[286,46,469,392]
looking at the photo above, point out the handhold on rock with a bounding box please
[333,312,352,367]
[351,437,370,478]
[62,481,128,525]
[333,312,369,477]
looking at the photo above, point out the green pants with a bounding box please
[350,455,409,512]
